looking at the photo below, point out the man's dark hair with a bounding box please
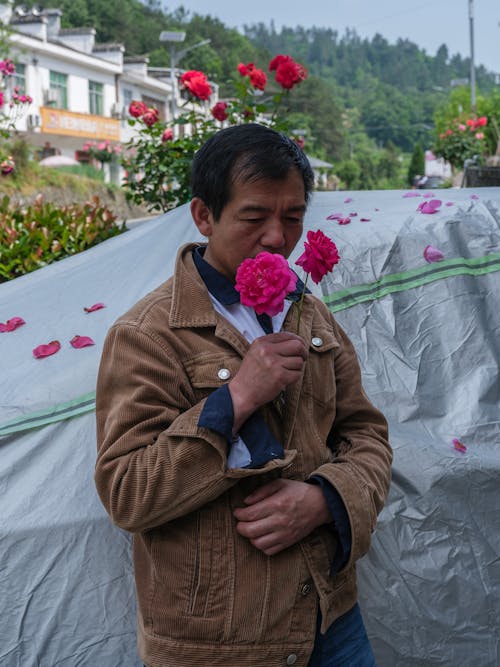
[190,123,314,221]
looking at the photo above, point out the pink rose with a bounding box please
[295,229,340,284]
[142,108,159,127]
[235,252,297,317]
[161,128,174,142]
[129,100,147,118]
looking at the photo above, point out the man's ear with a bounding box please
[191,198,214,237]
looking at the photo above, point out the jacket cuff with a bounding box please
[198,385,284,468]
[309,475,352,573]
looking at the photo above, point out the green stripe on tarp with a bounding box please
[2,253,500,437]
[0,392,96,437]
[324,253,500,312]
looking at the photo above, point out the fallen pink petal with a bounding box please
[0,316,26,333]
[445,202,454,207]
[424,245,445,263]
[84,302,106,313]
[360,218,371,222]
[344,197,353,203]
[326,212,342,220]
[452,438,467,453]
[418,199,442,214]
[33,340,61,359]
[403,192,420,198]
[349,212,358,217]
[338,217,351,225]
[470,194,479,200]
[70,335,95,348]
[423,192,434,199]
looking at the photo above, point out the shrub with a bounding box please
[0,194,125,282]
[122,54,308,212]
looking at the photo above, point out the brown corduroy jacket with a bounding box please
[94,243,392,667]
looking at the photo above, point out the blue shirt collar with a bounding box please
[193,246,308,306]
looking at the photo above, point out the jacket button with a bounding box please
[301,583,311,596]
[286,655,297,666]
[311,337,323,347]
[217,368,231,380]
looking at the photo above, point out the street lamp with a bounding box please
[159,31,186,122]
[159,31,211,121]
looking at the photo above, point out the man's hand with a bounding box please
[229,332,307,431]
[233,478,332,555]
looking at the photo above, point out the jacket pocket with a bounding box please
[302,326,339,409]
[184,352,241,401]
[186,504,232,620]
[148,505,234,641]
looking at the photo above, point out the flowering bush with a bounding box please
[0,58,33,176]
[0,194,125,281]
[433,116,488,169]
[122,53,308,212]
[82,140,122,164]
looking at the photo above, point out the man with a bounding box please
[95,123,392,667]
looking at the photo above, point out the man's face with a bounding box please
[192,169,306,282]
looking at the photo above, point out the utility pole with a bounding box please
[468,0,476,113]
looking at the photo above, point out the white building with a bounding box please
[0,3,217,180]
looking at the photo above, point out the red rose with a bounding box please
[142,108,159,127]
[269,54,307,90]
[161,128,174,142]
[129,100,147,118]
[237,63,248,76]
[211,101,228,121]
[269,54,288,71]
[295,229,340,284]
[180,70,213,100]
[249,68,267,91]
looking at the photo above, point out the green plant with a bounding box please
[407,143,425,185]
[0,194,125,282]
[433,116,488,170]
[122,55,308,212]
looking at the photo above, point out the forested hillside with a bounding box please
[22,0,497,187]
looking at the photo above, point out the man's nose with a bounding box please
[262,219,286,247]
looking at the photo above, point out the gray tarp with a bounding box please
[1,188,499,666]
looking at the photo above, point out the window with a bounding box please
[13,62,26,95]
[49,71,68,108]
[89,80,103,115]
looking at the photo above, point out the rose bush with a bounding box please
[433,115,489,169]
[82,139,122,165]
[122,54,308,212]
[0,58,33,175]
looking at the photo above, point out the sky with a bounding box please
[168,0,500,74]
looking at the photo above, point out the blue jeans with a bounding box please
[307,603,377,667]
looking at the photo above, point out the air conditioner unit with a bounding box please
[44,88,60,105]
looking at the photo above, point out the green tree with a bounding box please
[407,143,425,185]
